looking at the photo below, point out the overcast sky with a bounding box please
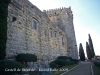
[29,0,100,56]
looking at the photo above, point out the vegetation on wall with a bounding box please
[0,0,11,60]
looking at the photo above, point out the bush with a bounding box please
[68,57,73,60]
[64,61,74,65]
[49,61,57,69]
[71,59,79,64]
[0,60,23,75]
[16,54,37,62]
[94,62,100,68]
[70,61,75,65]
[66,61,71,65]
[54,59,67,67]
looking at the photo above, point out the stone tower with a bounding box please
[44,7,78,59]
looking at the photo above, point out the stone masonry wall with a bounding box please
[6,0,67,60]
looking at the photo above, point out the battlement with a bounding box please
[43,7,67,12]
[43,6,72,16]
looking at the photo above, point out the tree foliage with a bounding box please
[79,43,85,61]
[94,61,100,68]
[0,0,11,60]
[88,34,95,58]
[49,61,57,69]
[86,42,92,60]
[54,59,67,67]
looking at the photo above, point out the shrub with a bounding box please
[94,62,100,68]
[71,59,79,64]
[70,61,75,65]
[58,56,68,60]
[0,60,23,75]
[49,61,57,69]
[66,61,71,65]
[16,54,37,62]
[54,59,67,67]
[68,57,73,61]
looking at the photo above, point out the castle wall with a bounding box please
[6,0,67,60]
[45,7,78,59]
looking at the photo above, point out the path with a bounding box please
[63,61,93,75]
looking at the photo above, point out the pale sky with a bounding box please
[29,0,100,56]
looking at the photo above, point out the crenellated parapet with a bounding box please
[43,6,73,16]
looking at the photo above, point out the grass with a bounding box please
[51,64,78,75]
[93,65,100,75]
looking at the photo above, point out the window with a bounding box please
[44,29,47,36]
[75,45,77,46]
[62,37,64,45]
[12,16,17,22]
[54,32,56,37]
[32,20,37,30]
[50,31,53,37]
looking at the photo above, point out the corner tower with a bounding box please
[44,7,78,59]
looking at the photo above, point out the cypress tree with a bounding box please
[0,0,11,60]
[79,43,85,61]
[88,34,95,58]
[86,42,92,60]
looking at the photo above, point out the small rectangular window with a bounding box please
[62,37,64,45]
[32,20,37,30]
[50,31,53,37]
[55,33,56,37]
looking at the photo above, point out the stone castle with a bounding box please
[6,0,78,60]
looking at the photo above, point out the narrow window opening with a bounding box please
[55,33,56,37]
[50,31,53,37]
[32,20,37,30]
[62,37,64,45]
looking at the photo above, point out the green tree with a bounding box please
[88,34,95,58]
[0,0,11,60]
[79,43,85,61]
[86,42,92,60]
